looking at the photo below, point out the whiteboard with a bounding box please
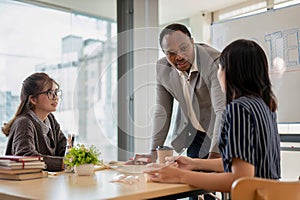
[211,4,300,123]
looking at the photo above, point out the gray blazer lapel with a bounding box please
[188,46,201,117]
[171,70,184,100]
[169,67,189,115]
[188,45,201,103]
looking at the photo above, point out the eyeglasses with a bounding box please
[164,44,191,59]
[36,89,62,100]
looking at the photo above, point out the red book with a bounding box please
[0,163,46,170]
[0,156,45,170]
[0,156,43,162]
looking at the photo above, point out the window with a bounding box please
[218,2,267,20]
[0,0,117,161]
[274,0,300,8]
[215,0,300,21]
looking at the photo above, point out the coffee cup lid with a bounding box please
[156,145,173,150]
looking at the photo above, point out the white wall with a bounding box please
[189,11,212,44]
[280,142,300,181]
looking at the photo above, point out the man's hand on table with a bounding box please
[124,151,157,165]
[208,152,221,159]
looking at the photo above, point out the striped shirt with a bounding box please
[218,96,281,179]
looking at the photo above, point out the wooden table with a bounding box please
[0,168,207,200]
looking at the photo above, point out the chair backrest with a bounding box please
[231,177,300,200]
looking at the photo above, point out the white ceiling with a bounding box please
[159,0,247,24]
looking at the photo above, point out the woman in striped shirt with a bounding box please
[145,39,281,193]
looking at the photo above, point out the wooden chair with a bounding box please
[231,177,300,200]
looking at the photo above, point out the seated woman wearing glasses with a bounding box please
[2,72,67,172]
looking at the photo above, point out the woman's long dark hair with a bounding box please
[2,72,58,136]
[219,39,277,112]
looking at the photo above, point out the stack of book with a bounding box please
[0,156,47,181]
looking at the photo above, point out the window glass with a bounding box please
[274,0,300,8]
[218,2,266,20]
[216,0,300,21]
[0,0,117,161]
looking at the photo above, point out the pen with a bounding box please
[177,147,187,157]
[174,147,187,163]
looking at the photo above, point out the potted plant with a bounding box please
[64,144,102,175]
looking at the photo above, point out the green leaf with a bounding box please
[63,143,102,167]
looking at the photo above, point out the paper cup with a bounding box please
[156,146,174,164]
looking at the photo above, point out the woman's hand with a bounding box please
[145,165,184,184]
[165,156,195,171]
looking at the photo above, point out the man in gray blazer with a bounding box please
[150,23,225,161]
